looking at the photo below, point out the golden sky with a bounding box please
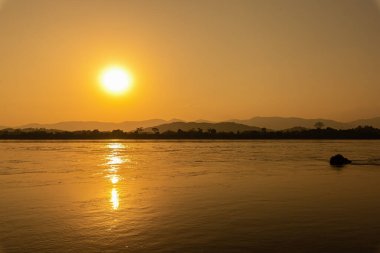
[0,0,380,125]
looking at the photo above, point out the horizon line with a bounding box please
[2,115,380,127]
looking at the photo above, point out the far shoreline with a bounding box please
[1,126,380,140]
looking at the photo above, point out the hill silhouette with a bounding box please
[230,116,380,130]
[1,116,380,131]
[11,119,180,131]
[144,122,262,133]
[350,117,380,129]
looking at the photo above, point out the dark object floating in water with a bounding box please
[330,154,352,166]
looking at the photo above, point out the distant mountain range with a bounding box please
[145,122,261,133]
[1,116,380,132]
[4,119,176,131]
[231,117,380,130]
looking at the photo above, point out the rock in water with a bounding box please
[330,154,352,166]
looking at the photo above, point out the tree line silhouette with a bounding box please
[0,125,380,139]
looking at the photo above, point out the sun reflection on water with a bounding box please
[107,156,124,165]
[105,142,127,210]
[108,165,118,173]
[110,175,119,184]
[107,143,125,149]
[110,188,120,210]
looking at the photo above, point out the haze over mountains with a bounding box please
[1,117,380,132]
[3,119,173,132]
[145,122,262,133]
[232,117,380,130]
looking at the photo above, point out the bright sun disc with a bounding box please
[100,67,132,95]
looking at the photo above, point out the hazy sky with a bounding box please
[1,0,379,125]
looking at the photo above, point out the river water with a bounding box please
[0,140,380,253]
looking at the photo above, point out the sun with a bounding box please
[100,66,133,95]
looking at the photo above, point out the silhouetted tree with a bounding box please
[314,122,324,129]
[2,126,380,140]
[134,127,143,134]
[207,128,216,134]
[152,127,159,134]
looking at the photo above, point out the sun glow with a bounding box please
[100,66,132,95]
